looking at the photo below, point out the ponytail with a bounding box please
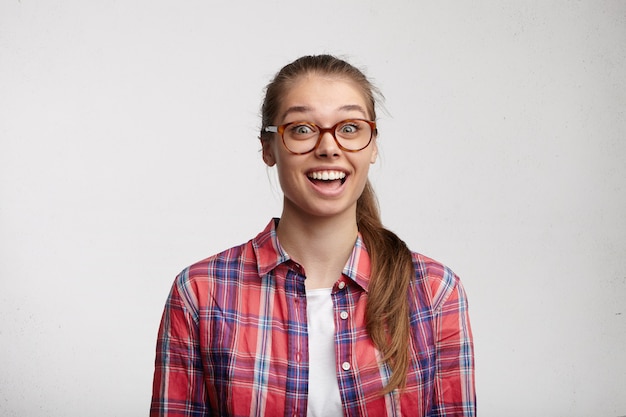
[357,180,414,394]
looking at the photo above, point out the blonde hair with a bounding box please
[260,55,414,393]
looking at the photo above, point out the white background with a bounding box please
[1,1,625,416]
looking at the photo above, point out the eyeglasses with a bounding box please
[264,119,377,155]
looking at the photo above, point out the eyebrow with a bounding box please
[280,104,369,122]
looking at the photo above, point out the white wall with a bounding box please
[1,1,624,416]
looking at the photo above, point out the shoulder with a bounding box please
[179,239,255,287]
[170,220,279,309]
[410,251,465,313]
[169,239,256,310]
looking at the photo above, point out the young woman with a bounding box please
[151,55,476,417]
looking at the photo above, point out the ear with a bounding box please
[369,139,378,164]
[261,139,276,167]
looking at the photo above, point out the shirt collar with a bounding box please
[253,218,291,277]
[252,218,372,292]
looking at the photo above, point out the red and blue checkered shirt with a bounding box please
[151,219,475,416]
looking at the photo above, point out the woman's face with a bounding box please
[262,74,378,221]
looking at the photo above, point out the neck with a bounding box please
[276,205,358,289]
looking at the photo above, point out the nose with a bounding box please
[314,130,341,157]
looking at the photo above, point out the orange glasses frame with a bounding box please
[264,119,377,155]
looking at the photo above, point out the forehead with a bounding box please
[277,74,371,122]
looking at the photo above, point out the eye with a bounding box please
[287,123,316,137]
[337,121,361,136]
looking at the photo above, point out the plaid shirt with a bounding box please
[151,219,475,416]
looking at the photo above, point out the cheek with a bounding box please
[353,157,373,187]
[274,157,302,187]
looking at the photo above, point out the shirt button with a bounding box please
[342,362,351,371]
[340,311,348,320]
[338,281,346,290]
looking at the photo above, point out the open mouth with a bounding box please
[307,170,347,185]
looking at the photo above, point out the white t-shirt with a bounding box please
[306,287,343,417]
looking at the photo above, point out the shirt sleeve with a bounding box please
[431,272,476,416]
[150,275,210,417]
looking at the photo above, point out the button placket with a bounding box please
[285,267,308,414]
[333,279,355,386]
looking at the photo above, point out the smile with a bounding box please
[307,170,347,184]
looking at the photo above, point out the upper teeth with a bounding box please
[309,170,346,181]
